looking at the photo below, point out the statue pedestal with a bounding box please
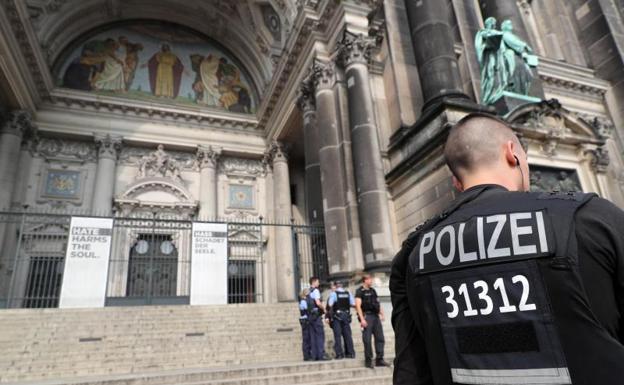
[493,91,541,116]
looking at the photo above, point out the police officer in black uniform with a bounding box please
[391,113,624,384]
[327,280,355,359]
[355,274,389,369]
[307,276,331,361]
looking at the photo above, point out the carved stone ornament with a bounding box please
[37,138,97,163]
[296,71,316,113]
[507,99,571,157]
[1,110,36,137]
[530,167,582,193]
[135,144,184,183]
[196,145,221,169]
[119,146,196,170]
[114,179,198,219]
[588,116,614,140]
[94,134,122,160]
[311,58,337,90]
[219,157,266,177]
[586,146,610,174]
[336,30,378,68]
[266,141,290,165]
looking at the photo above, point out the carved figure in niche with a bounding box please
[136,144,183,183]
[475,18,538,105]
[142,44,186,98]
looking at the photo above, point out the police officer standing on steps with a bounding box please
[298,288,312,361]
[307,276,331,361]
[327,281,355,359]
[355,274,389,369]
[391,113,624,385]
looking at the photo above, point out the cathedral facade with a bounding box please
[0,0,622,307]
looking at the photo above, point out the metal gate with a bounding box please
[1,211,327,308]
[292,225,328,296]
[106,217,191,306]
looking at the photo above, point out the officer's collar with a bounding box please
[439,184,507,221]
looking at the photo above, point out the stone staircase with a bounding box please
[0,304,394,384]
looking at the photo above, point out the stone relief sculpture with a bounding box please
[136,144,183,183]
[475,17,539,105]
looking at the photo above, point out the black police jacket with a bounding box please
[391,184,624,385]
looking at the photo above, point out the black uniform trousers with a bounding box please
[362,313,384,361]
[331,312,354,358]
[299,318,312,360]
[309,315,325,360]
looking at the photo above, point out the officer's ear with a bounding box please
[504,140,518,168]
[452,175,464,192]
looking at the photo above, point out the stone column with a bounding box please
[0,113,36,301]
[404,0,469,111]
[268,141,295,301]
[297,77,324,225]
[312,59,363,277]
[337,32,394,268]
[0,111,34,210]
[197,145,221,220]
[92,134,122,216]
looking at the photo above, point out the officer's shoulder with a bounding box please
[530,190,596,202]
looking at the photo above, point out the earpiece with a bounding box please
[513,154,527,191]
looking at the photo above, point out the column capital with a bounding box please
[296,72,316,113]
[265,141,290,166]
[311,58,337,90]
[1,110,36,138]
[196,145,222,169]
[94,134,122,160]
[336,30,379,68]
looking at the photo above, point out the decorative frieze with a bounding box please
[219,157,267,177]
[37,137,96,163]
[119,146,197,170]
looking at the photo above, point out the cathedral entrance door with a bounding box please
[125,233,179,304]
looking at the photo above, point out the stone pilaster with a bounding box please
[297,74,324,225]
[337,32,394,269]
[92,134,122,216]
[312,58,363,278]
[0,111,36,301]
[197,145,221,220]
[404,0,469,111]
[0,111,35,210]
[267,141,295,301]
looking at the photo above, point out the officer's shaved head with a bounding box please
[444,113,523,182]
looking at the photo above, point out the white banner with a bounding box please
[191,222,228,305]
[59,217,114,308]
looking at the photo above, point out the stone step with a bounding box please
[0,303,395,383]
[2,360,393,385]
